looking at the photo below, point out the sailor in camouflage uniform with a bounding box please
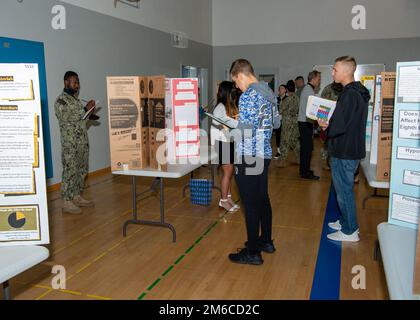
[321,82,343,101]
[295,76,305,98]
[54,71,96,214]
[277,80,300,167]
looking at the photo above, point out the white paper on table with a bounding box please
[306,95,337,121]
[397,66,420,103]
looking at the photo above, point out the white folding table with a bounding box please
[113,146,218,242]
[0,246,49,300]
[377,223,420,300]
[360,152,390,209]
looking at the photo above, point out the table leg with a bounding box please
[362,188,389,209]
[3,281,10,300]
[123,177,177,242]
[182,172,194,197]
[137,178,160,199]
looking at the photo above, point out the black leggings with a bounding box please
[235,158,272,254]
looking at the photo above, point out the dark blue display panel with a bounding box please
[0,36,53,179]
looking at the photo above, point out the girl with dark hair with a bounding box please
[210,81,240,212]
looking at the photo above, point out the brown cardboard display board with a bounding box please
[107,76,146,171]
[139,77,149,168]
[377,72,396,181]
[414,229,420,296]
[148,76,167,171]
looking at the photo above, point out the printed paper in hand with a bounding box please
[306,96,337,122]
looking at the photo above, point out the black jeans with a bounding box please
[298,122,314,176]
[235,157,272,254]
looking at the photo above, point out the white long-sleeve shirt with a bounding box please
[210,103,239,144]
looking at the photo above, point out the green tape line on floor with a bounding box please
[136,199,240,300]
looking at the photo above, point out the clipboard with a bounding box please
[205,112,235,129]
[82,106,96,120]
[82,99,100,120]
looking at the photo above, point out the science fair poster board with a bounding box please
[370,75,382,165]
[0,63,49,246]
[388,62,420,230]
[361,75,376,152]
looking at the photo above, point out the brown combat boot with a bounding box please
[73,195,94,207]
[63,201,82,215]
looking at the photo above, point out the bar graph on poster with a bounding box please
[0,63,49,246]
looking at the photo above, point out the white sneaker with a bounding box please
[327,230,360,242]
[328,220,360,233]
[328,220,342,231]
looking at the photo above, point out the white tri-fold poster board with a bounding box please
[165,78,200,162]
[370,75,382,165]
[361,76,376,152]
[388,61,420,229]
[0,63,50,246]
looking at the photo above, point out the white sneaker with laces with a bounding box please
[328,220,360,233]
[328,220,342,231]
[327,230,360,242]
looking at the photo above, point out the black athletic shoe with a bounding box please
[228,248,263,265]
[301,173,320,180]
[244,239,276,254]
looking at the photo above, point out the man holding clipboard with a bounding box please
[318,56,370,242]
[54,71,96,215]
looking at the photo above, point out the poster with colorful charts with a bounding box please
[0,63,49,246]
[388,61,420,230]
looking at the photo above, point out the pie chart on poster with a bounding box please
[8,211,26,229]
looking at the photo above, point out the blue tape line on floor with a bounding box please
[310,186,342,300]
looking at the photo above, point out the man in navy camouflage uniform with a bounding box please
[54,71,95,214]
